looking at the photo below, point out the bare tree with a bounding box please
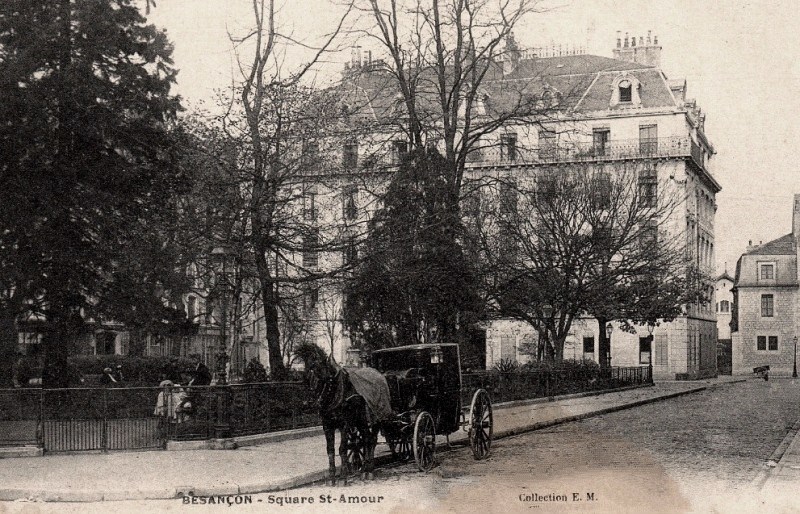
[216,0,354,376]
[482,161,707,363]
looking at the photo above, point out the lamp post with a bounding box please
[647,323,655,384]
[604,322,613,369]
[793,336,798,379]
[210,246,235,440]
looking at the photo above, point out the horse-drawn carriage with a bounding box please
[371,344,493,471]
[297,342,493,482]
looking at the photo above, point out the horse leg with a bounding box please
[339,424,349,486]
[323,421,337,486]
[364,424,377,481]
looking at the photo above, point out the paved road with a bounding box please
[5,379,799,513]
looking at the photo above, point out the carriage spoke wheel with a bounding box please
[469,389,493,460]
[413,412,436,472]
[344,425,366,474]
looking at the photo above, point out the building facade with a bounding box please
[731,195,800,375]
[286,32,720,380]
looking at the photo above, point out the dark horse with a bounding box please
[294,343,380,485]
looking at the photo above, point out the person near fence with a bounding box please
[101,367,118,386]
[189,359,211,387]
[154,380,190,422]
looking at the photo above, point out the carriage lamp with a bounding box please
[431,346,443,365]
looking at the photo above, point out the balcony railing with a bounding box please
[465,136,710,171]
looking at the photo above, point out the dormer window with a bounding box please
[610,74,642,107]
[619,81,632,102]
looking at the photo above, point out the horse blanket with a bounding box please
[346,367,394,422]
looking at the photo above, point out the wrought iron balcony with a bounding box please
[465,136,711,174]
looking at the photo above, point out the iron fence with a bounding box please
[461,365,651,406]
[0,365,650,451]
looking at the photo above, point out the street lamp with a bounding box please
[604,322,613,368]
[211,246,235,386]
[793,336,798,379]
[647,323,655,384]
[210,246,235,441]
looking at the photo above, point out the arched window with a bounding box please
[619,80,632,102]
[720,300,730,313]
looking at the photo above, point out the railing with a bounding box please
[0,365,650,451]
[465,136,706,169]
[460,365,651,406]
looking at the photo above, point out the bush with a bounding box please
[242,358,268,383]
[68,355,195,386]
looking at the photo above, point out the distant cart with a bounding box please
[369,344,493,471]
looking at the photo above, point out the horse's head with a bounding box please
[294,343,337,397]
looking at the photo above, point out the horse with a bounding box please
[294,343,381,485]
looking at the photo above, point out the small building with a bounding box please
[731,194,800,375]
[715,271,734,374]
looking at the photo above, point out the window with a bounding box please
[343,186,357,221]
[720,300,730,313]
[583,336,594,359]
[538,130,557,159]
[761,294,774,317]
[303,140,319,159]
[638,167,657,207]
[619,81,632,102]
[342,241,358,267]
[757,335,779,351]
[304,287,319,312]
[500,134,517,162]
[639,336,652,364]
[760,263,775,280]
[392,140,408,163]
[639,125,658,155]
[654,334,668,366]
[769,336,778,351]
[499,181,518,216]
[593,128,610,157]
[343,142,358,169]
[592,172,612,209]
[639,221,658,250]
[303,188,317,221]
[187,296,197,320]
[303,230,319,269]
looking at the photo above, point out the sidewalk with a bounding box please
[0,377,742,502]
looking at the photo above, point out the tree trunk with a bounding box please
[0,315,18,387]
[597,317,610,369]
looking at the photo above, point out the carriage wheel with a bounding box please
[412,412,436,472]
[389,437,412,462]
[344,425,366,473]
[468,389,493,460]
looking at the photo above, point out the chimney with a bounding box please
[793,194,800,240]
[613,31,635,62]
[612,30,662,67]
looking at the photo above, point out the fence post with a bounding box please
[36,389,44,448]
[102,388,108,452]
[214,384,232,439]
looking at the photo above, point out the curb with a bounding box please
[752,418,800,490]
[492,386,707,440]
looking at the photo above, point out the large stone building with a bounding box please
[731,195,800,376]
[287,32,720,379]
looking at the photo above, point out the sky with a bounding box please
[146,0,800,277]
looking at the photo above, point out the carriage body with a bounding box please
[371,343,462,436]
[370,344,492,471]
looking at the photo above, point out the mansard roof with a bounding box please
[745,233,796,256]
[339,53,681,122]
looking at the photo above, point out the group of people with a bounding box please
[153,358,213,424]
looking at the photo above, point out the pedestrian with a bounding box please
[101,367,118,386]
[114,364,124,383]
[189,358,211,387]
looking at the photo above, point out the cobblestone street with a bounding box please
[292,379,800,513]
[6,379,799,513]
